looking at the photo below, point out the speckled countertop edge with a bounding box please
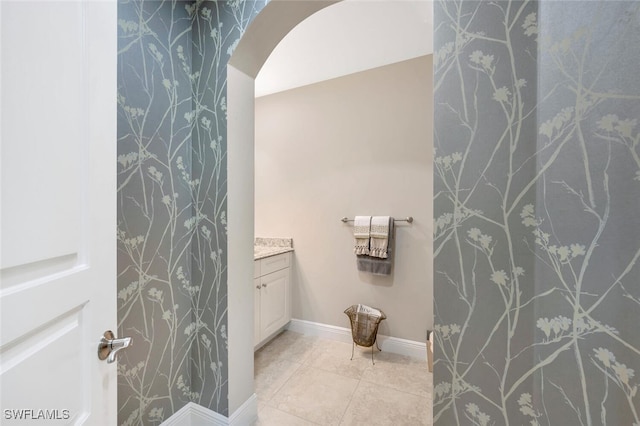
[254,237,294,260]
[254,237,293,248]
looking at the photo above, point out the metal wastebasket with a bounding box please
[344,304,386,364]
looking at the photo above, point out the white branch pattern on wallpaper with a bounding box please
[434,1,640,425]
[116,1,264,424]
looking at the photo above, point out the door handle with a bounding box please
[98,330,132,363]
[262,283,267,288]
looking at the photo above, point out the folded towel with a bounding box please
[354,304,383,326]
[369,216,390,258]
[357,218,394,275]
[356,304,383,318]
[353,216,371,255]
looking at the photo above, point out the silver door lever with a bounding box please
[98,330,132,363]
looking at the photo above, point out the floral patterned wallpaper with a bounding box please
[117,1,264,424]
[434,1,640,425]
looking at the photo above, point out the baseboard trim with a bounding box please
[286,318,426,360]
[161,402,194,426]
[161,394,258,426]
[189,403,225,426]
[229,393,258,426]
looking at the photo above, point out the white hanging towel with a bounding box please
[369,216,390,258]
[353,216,371,255]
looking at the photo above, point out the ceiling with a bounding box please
[254,0,434,97]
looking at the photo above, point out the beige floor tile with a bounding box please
[360,351,432,398]
[303,339,372,380]
[255,331,433,426]
[340,380,432,426]
[255,357,303,402]
[255,331,320,367]
[350,344,386,364]
[270,366,359,425]
[254,404,319,426]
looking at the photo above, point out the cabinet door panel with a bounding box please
[260,269,290,338]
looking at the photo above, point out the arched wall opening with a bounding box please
[228,0,434,416]
[226,0,339,413]
[227,2,432,412]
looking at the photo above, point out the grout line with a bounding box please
[358,374,432,400]
[259,360,304,405]
[266,405,324,426]
[337,375,363,426]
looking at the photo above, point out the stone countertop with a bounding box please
[254,237,294,261]
[254,245,294,261]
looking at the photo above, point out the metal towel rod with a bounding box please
[341,216,413,224]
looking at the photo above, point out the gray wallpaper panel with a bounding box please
[434,2,538,423]
[117,0,265,423]
[117,2,194,424]
[188,0,266,414]
[434,1,640,425]
[534,3,640,425]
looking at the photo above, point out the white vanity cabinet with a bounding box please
[254,252,291,348]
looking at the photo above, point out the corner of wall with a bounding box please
[227,64,257,414]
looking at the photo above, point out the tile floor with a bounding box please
[253,330,433,425]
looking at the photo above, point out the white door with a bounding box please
[0,1,118,424]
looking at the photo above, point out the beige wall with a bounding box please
[228,65,257,413]
[255,55,433,342]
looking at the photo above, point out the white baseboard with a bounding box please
[161,394,258,426]
[286,318,426,360]
[161,402,194,426]
[190,403,225,426]
[287,318,354,344]
[229,393,258,426]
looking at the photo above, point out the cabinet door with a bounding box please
[254,278,261,347]
[260,268,290,339]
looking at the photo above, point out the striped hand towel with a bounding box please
[369,216,390,258]
[353,216,371,255]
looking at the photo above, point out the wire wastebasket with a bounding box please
[344,304,386,364]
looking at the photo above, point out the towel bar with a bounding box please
[341,216,413,223]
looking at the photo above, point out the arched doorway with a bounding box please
[226,1,339,415]
[227,0,433,418]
